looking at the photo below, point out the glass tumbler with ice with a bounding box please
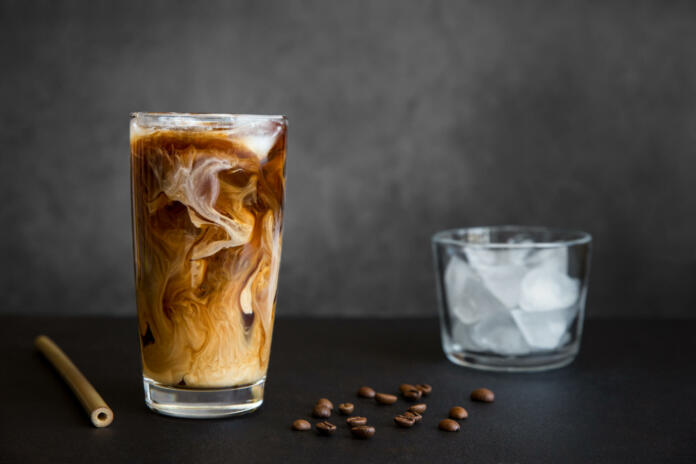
[432,226,592,372]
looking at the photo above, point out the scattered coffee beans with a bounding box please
[394,414,416,428]
[316,398,334,410]
[439,419,460,432]
[294,383,493,439]
[449,406,468,420]
[315,421,337,435]
[471,388,495,403]
[351,425,376,439]
[375,393,398,405]
[312,404,332,418]
[357,386,376,398]
[346,416,368,426]
[338,403,354,415]
[292,419,311,431]
[415,384,432,395]
[408,403,427,414]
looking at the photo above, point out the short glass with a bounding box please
[130,113,287,417]
[432,226,592,372]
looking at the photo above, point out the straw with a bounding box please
[35,335,113,428]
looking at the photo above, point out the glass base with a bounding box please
[444,345,578,372]
[143,377,265,418]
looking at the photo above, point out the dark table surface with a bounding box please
[1,316,694,464]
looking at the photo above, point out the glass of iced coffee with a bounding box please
[130,113,287,418]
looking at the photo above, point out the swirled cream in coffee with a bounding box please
[130,117,286,388]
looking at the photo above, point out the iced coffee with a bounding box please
[130,113,287,417]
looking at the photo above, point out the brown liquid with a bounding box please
[130,119,286,388]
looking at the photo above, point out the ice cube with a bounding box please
[465,242,532,267]
[464,247,499,267]
[511,305,578,350]
[464,248,527,308]
[444,255,508,324]
[519,267,579,312]
[449,320,474,352]
[231,117,284,161]
[512,263,580,349]
[475,264,527,308]
[240,134,279,160]
[525,246,568,273]
[469,313,532,355]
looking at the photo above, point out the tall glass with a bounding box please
[130,113,287,417]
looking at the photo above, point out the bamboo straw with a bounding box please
[35,335,113,428]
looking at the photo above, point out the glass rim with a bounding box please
[432,225,592,248]
[130,112,287,129]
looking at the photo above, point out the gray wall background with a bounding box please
[1,0,695,318]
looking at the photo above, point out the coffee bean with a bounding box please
[415,384,432,395]
[471,388,495,403]
[316,398,334,410]
[312,404,331,418]
[375,393,398,405]
[439,419,460,432]
[357,386,376,398]
[292,419,311,431]
[394,414,416,428]
[315,421,337,435]
[403,388,422,401]
[408,403,427,414]
[449,406,468,420]
[338,403,354,415]
[351,425,375,439]
[346,416,367,426]
[403,411,422,423]
[399,383,416,394]
[400,383,423,401]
